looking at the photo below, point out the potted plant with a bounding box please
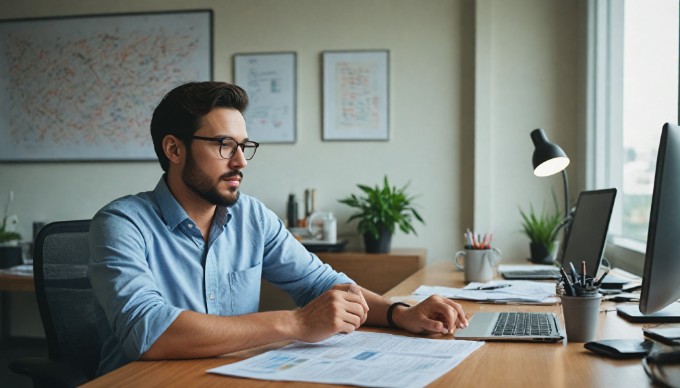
[0,191,23,268]
[338,176,424,253]
[518,196,563,264]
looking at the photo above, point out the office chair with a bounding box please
[9,220,102,388]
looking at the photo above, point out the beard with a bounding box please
[182,150,242,207]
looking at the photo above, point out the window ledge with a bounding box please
[609,235,646,254]
[605,235,645,276]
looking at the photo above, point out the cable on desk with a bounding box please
[642,348,680,388]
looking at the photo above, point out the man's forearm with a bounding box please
[141,309,298,360]
[360,287,394,327]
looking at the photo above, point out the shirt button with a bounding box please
[209,292,215,301]
[187,223,194,228]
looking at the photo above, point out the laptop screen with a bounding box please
[558,188,617,278]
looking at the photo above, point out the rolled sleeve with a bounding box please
[258,204,353,306]
[89,208,182,360]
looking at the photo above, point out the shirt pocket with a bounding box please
[227,262,262,315]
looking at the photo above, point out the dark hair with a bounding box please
[150,81,249,172]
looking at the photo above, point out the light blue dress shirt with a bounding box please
[88,176,352,375]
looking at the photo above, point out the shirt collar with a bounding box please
[153,175,231,230]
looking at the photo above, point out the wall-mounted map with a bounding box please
[0,10,212,162]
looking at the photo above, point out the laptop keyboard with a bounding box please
[491,312,553,336]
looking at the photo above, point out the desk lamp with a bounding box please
[530,128,572,235]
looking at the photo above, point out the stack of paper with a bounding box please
[413,280,559,304]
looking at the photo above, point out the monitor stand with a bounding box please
[617,302,680,323]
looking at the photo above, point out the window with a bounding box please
[622,1,679,241]
[587,0,679,272]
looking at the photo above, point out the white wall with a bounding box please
[0,0,474,263]
[0,0,585,337]
[475,0,586,261]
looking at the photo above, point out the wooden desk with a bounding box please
[383,261,653,387]
[0,272,34,293]
[83,260,660,387]
[0,272,35,345]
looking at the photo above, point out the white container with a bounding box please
[308,211,337,243]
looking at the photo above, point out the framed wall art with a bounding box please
[0,10,213,162]
[234,52,296,143]
[322,50,389,141]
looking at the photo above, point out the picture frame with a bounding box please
[0,10,213,162]
[322,50,389,141]
[233,52,296,143]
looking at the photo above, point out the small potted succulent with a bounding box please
[338,176,424,253]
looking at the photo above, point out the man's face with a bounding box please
[182,108,248,207]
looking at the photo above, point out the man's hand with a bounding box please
[391,295,468,335]
[292,283,369,342]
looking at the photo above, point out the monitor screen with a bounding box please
[559,189,617,279]
[639,122,680,314]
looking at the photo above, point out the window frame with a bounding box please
[586,0,640,274]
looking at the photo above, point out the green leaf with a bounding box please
[337,175,425,239]
[0,231,22,244]
[518,194,563,247]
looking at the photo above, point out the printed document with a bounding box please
[208,331,484,388]
[414,280,558,304]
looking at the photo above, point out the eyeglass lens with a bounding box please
[220,138,257,160]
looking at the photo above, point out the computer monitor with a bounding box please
[618,123,680,323]
[639,123,680,313]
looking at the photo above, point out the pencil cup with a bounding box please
[453,248,502,282]
[560,294,602,342]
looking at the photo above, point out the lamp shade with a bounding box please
[531,128,570,177]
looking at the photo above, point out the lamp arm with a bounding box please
[556,169,573,264]
[561,169,570,222]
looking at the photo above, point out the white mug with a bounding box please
[453,248,502,282]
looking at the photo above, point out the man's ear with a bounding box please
[162,135,184,166]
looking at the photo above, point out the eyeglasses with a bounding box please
[191,136,259,160]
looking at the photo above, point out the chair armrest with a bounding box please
[9,356,89,388]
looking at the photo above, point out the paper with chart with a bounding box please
[414,280,559,304]
[208,331,484,388]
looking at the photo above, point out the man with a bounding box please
[88,81,468,376]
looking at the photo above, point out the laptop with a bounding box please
[500,188,617,280]
[455,311,564,342]
[458,189,617,342]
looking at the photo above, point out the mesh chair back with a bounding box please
[34,220,101,380]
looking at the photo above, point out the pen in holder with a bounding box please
[559,261,604,342]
